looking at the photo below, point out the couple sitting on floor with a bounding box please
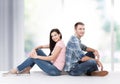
[4,22,108,76]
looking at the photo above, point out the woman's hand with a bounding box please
[29,49,35,56]
[29,49,38,59]
[29,52,38,59]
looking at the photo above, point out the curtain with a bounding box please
[0,0,24,70]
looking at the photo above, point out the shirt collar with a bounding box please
[74,34,81,40]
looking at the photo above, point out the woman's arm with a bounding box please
[29,44,49,57]
[34,44,49,50]
[30,46,62,61]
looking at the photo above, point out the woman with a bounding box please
[4,28,66,76]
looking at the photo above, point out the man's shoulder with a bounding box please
[66,36,79,49]
[68,35,78,43]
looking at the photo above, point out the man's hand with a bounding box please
[81,56,92,62]
[95,59,103,71]
[86,47,100,60]
[93,50,100,60]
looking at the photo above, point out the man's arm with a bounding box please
[80,47,100,62]
[86,47,100,59]
[80,55,103,71]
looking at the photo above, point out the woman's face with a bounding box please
[51,31,61,42]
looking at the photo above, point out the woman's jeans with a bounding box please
[17,49,61,76]
[68,52,98,76]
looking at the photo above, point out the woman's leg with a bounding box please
[34,49,61,76]
[3,49,48,75]
[36,49,47,56]
[17,49,46,72]
[4,57,35,74]
[34,59,61,76]
[17,49,47,73]
[17,58,35,72]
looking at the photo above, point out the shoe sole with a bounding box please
[91,71,108,76]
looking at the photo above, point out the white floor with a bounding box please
[0,71,119,84]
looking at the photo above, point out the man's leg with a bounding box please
[85,52,95,58]
[85,52,108,76]
[68,52,108,76]
[68,59,98,76]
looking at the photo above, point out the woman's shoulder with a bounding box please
[57,40,65,44]
[56,40,65,47]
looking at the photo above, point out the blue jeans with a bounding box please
[68,52,98,76]
[17,49,61,76]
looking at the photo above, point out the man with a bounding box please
[64,22,108,76]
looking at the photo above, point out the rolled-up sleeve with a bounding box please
[80,43,87,51]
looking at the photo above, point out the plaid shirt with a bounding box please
[64,35,87,71]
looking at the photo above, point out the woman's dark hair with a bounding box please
[49,28,62,55]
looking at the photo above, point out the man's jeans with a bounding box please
[67,52,98,76]
[17,49,61,76]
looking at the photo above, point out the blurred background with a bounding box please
[0,0,120,72]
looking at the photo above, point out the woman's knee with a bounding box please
[27,58,34,62]
[36,49,46,56]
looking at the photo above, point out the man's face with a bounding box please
[75,24,85,37]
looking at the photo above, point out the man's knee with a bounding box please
[87,59,97,65]
[85,52,95,58]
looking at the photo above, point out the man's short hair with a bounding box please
[74,22,84,29]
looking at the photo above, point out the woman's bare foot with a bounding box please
[2,68,18,76]
[9,68,18,74]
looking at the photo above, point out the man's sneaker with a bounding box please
[91,71,108,76]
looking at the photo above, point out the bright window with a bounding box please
[24,0,120,71]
